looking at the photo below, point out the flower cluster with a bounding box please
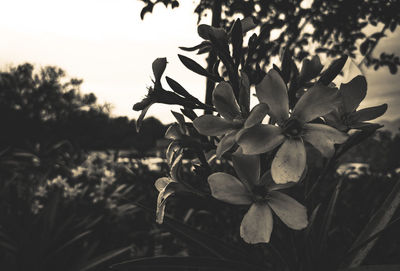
[191,68,351,242]
[32,152,135,215]
[208,148,307,243]
[144,18,387,244]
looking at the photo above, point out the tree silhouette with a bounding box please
[138,0,400,105]
[0,63,166,154]
[0,63,102,147]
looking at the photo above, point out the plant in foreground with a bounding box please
[208,148,307,244]
[123,17,396,271]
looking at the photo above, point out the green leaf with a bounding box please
[178,54,221,82]
[318,55,348,85]
[111,257,266,271]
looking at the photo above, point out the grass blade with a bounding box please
[80,245,131,271]
[341,177,400,268]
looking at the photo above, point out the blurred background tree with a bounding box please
[0,63,166,154]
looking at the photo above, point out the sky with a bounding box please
[1,0,399,124]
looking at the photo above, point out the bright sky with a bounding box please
[1,0,399,123]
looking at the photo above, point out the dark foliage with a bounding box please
[0,63,167,154]
[138,0,400,74]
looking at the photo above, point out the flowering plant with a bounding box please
[32,152,136,216]
[127,18,397,271]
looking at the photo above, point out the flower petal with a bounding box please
[171,110,188,134]
[293,85,340,123]
[155,177,174,192]
[240,203,273,244]
[193,115,238,136]
[208,172,252,205]
[260,170,297,190]
[268,191,308,230]
[156,181,177,224]
[324,109,348,131]
[166,141,182,166]
[212,81,241,120]
[349,103,388,122]
[170,152,184,181]
[262,171,298,191]
[136,103,153,132]
[236,124,285,155]
[271,138,306,183]
[216,130,237,158]
[244,103,269,128]
[165,123,183,140]
[350,122,382,130]
[340,75,367,113]
[256,69,289,124]
[152,57,167,83]
[302,123,348,158]
[232,147,260,187]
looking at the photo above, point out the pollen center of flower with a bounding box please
[341,114,352,126]
[283,118,303,138]
[252,185,269,201]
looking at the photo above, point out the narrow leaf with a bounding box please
[136,203,256,263]
[178,54,221,82]
[231,19,243,68]
[318,55,348,85]
[280,47,293,84]
[180,107,197,121]
[81,246,131,271]
[179,41,211,52]
[166,76,199,103]
[318,177,344,251]
[342,179,400,268]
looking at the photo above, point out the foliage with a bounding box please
[0,135,170,270]
[129,17,400,271]
[138,0,400,75]
[0,63,166,153]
